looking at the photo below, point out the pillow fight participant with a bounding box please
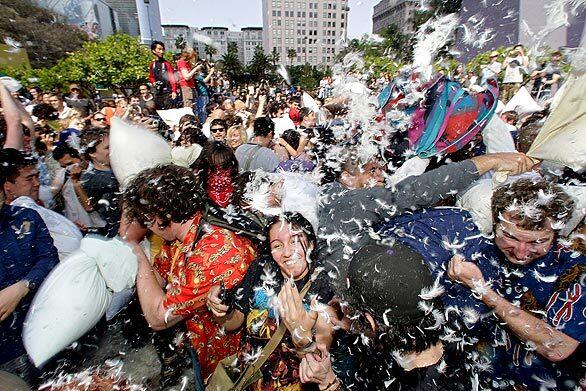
[79,127,121,237]
[209,118,228,143]
[373,178,584,389]
[0,149,82,259]
[298,244,472,390]
[0,150,59,384]
[235,116,280,172]
[317,146,535,289]
[206,212,337,390]
[122,164,257,387]
[148,40,177,110]
[191,141,239,208]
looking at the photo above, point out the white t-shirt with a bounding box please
[55,169,106,229]
[11,196,82,260]
[503,56,527,84]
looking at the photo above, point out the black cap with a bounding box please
[346,243,434,326]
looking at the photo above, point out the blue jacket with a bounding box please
[380,208,585,389]
[0,205,59,364]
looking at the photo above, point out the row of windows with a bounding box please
[272,10,345,19]
[272,1,344,10]
[274,28,345,37]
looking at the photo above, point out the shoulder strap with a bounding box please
[233,274,316,390]
[243,145,262,172]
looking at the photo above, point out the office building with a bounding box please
[372,0,420,35]
[457,0,585,61]
[105,0,164,44]
[262,0,350,66]
[162,24,192,51]
[190,27,264,65]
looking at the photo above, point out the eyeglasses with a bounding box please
[211,128,225,133]
[94,117,106,122]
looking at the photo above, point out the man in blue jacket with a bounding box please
[0,149,59,383]
[379,178,584,389]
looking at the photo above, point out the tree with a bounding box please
[247,45,271,82]
[204,44,217,61]
[379,23,414,63]
[0,0,89,68]
[175,34,187,51]
[287,48,297,65]
[410,0,462,32]
[0,34,152,92]
[220,41,243,83]
[269,47,280,66]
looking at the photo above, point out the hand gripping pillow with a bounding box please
[23,236,138,367]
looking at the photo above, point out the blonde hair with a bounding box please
[180,47,196,62]
[227,125,248,146]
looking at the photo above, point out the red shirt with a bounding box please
[154,213,256,379]
[176,59,195,88]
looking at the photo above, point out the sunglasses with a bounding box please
[211,128,225,133]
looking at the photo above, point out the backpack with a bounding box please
[408,76,499,158]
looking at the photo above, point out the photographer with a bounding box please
[501,44,529,102]
[194,60,215,124]
[148,41,177,110]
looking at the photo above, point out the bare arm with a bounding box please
[481,288,579,361]
[0,82,24,150]
[448,256,579,362]
[135,246,184,331]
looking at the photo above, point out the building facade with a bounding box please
[32,0,119,39]
[105,0,163,44]
[189,27,264,65]
[372,0,420,35]
[262,0,349,67]
[162,24,192,52]
[457,0,585,61]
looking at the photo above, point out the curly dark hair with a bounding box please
[177,121,208,147]
[80,127,108,161]
[491,178,575,231]
[191,141,239,180]
[122,164,203,228]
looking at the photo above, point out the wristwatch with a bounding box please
[21,279,36,292]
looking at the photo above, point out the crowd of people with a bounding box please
[0,37,584,391]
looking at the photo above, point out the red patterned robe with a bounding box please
[154,212,256,379]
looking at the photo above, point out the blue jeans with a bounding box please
[196,95,209,124]
[189,348,205,391]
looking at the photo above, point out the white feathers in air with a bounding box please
[277,64,291,85]
[412,13,460,81]
[419,275,445,300]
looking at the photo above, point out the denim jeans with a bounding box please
[189,348,205,391]
[196,95,209,124]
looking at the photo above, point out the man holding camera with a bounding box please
[148,41,177,110]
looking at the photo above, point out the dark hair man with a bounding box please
[148,41,177,109]
[122,164,256,385]
[0,149,58,384]
[209,118,227,142]
[79,128,120,236]
[234,116,279,172]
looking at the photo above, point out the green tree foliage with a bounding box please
[0,34,151,92]
[287,64,329,91]
[204,44,217,60]
[219,41,243,83]
[411,0,462,32]
[287,48,297,65]
[0,0,89,68]
[175,34,187,51]
[247,45,271,81]
[269,47,280,65]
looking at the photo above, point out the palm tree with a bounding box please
[204,44,218,61]
[270,47,280,66]
[287,48,297,66]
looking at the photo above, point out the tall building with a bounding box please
[457,0,585,61]
[262,0,349,67]
[31,0,119,39]
[190,27,264,65]
[162,24,192,51]
[242,27,264,64]
[372,0,420,35]
[105,0,164,44]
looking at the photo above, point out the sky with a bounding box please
[158,0,379,38]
